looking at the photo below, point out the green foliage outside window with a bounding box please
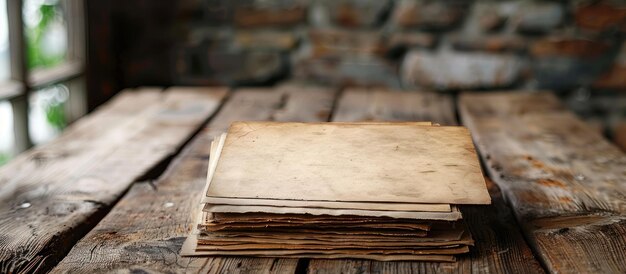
[45,99,66,130]
[25,2,66,69]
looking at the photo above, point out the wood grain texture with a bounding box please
[51,87,336,273]
[307,89,544,274]
[0,87,227,273]
[459,91,626,273]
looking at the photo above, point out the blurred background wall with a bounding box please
[88,0,626,147]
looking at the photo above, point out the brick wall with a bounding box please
[153,0,626,147]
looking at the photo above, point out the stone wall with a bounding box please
[170,0,626,147]
[174,0,626,90]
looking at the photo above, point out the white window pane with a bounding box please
[29,83,68,144]
[0,0,10,80]
[0,100,14,165]
[23,0,68,70]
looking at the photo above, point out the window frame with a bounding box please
[1,0,86,153]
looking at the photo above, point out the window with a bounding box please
[0,0,9,80]
[0,0,85,165]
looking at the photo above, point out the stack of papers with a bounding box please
[182,122,491,262]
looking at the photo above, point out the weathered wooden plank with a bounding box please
[333,88,457,125]
[51,86,336,273]
[459,92,626,273]
[307,89,544,274]
[0,87,227,273]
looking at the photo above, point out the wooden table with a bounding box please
[1,84,624,273]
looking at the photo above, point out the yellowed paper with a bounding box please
[203,197,451,212]
[206,122,490,204]
[204,204,463,221]
[203,129,451,212]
